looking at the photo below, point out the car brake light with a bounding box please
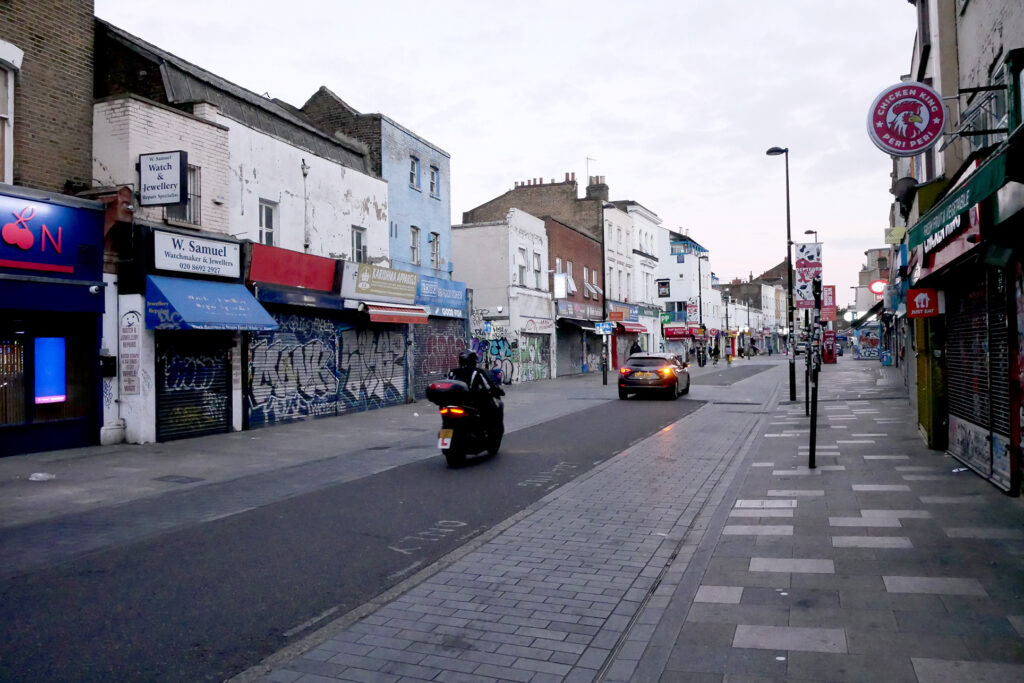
[619,367,632,376]
[659,367,674,377]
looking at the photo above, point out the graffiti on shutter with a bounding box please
[338,324,407,412]
[518,333,550,382]
[156,334,230,441]
[412,318,466,398]
[248,314,338,427]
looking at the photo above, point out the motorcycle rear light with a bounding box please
[440,406,465,416]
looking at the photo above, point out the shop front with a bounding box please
[412,274,470,398]
[554,300,602,377]
[114,227,277,443]
[0,187,106,456]
[905,135,1024,493]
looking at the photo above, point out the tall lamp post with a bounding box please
[697,253,708,365]
[767,146,796,401]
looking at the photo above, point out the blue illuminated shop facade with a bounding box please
[0,186,106,456]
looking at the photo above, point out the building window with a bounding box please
[410,226,420,265]
[352,226,367,263]
[533,252,542,288]
[583,266,590,298]
[429,166,439,197]
[517,247,527,284]
[555,257,562,273]
[430,232,440,268]
[166,165,201,225]
[0,67,10,184]
[409,156,420,188]
[258,200,276,246]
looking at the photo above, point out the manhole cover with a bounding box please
[153,475,205,484]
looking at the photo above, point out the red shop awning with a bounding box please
[360,302,429,324]
[616,321,648,334]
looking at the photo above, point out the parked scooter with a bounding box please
[426,351,504,467]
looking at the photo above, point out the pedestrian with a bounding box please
[629,340,642,355]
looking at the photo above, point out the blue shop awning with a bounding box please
[146,275,278,331]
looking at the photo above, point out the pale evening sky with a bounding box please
[94,0,919,308]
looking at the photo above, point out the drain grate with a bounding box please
[153,475,205,484]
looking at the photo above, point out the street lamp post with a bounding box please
[767,146,797,402]
[804,229,819,243]
[697,254,708,366]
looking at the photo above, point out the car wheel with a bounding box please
[618,388,629,400]
[682,377,690,395]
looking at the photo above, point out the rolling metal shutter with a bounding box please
[518,333,551,382]
[247,313,339,428]
[337,323,408,413]
[556,326,582,376]
[946,280,989,428]
[988,269,1011,437]
[156,332,231,441]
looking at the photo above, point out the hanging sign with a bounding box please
[867,82,945,157]
[139,151,188,206]
[907,288,941,317]
[794,242,822,309]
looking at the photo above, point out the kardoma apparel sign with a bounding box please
[867,82,945,157]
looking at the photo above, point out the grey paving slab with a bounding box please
[732,624,847,653]
[748,558,835,574]
[831,536,913,549]
[829,516,903,527]
[911,657,1024,682]
[723,525,794,536]
[883,576,988,596]
[694,586,744,604]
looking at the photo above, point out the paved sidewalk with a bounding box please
[238,358,1024,682]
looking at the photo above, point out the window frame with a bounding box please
[165,164,202,226]
[352,225,368,263]
[429,166,439,197]
[410,226,421,265]
[258,199,277,246]
[409,156,420,189]
[533,251,542,289]
[429,231,441,269]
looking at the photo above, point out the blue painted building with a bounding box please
[300,87,453,279]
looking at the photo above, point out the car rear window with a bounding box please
[629,357,670,368]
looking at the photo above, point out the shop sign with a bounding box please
[821,285,837,321]
[607,310,624,321]
[664,325,689,339]
[248,243,335,291]
[867,82,945,157]
[118,310,141,395]
[0,193,103,280]
[686,301,698,317]
[416,275,467,318]
[637,304,660,318]
[340,262,418,303]
[794,242,822,309]
[656,279,670,297]
[660,312,671,325]
[139,151,188,206]
[154,230,239,278]
[907,288,941,317]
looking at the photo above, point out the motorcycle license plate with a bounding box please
[438,428,453,449]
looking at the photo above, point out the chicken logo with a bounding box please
[2,207,35,250]
[868,82,945,157]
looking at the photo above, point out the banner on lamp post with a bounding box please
[794,242,822,309]
[821,285,837,321]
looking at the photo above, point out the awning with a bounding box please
[359,301,428,324]
[908,145,1008,250]
[851,299,884,328]
[663,323,692,339]
[557,317,597,331]
[254,282,345,310]
[145,275,278,331]
[616,321,648,334]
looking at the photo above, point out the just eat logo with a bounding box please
[0,206,69,273]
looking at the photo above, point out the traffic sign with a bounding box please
[595,322,614,335]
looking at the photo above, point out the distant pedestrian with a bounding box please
[629,340,642,355]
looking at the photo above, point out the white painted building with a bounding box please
[452,209,555,383]
[618,201,663,352]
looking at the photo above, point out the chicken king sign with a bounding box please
[867,82,945,156]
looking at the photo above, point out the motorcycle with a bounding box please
[425,378,504,467]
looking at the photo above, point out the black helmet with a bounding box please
[458,349,478,369]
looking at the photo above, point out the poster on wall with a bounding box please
[794,242,822,309]
[119,310,141,395]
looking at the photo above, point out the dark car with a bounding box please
[618,353,691,400]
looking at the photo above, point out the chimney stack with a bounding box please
[585,174,609,201]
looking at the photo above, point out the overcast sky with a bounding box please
[95,0,918,307]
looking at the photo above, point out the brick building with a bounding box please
[545,217,603,376]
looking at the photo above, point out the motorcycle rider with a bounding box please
[448,350,504,422]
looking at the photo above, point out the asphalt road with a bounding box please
[0,395,705,682]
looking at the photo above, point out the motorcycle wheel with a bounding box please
[443,447,466,468]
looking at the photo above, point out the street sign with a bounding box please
[659,312,671,325]
[595,322,614,335]
[608,311,624,321]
